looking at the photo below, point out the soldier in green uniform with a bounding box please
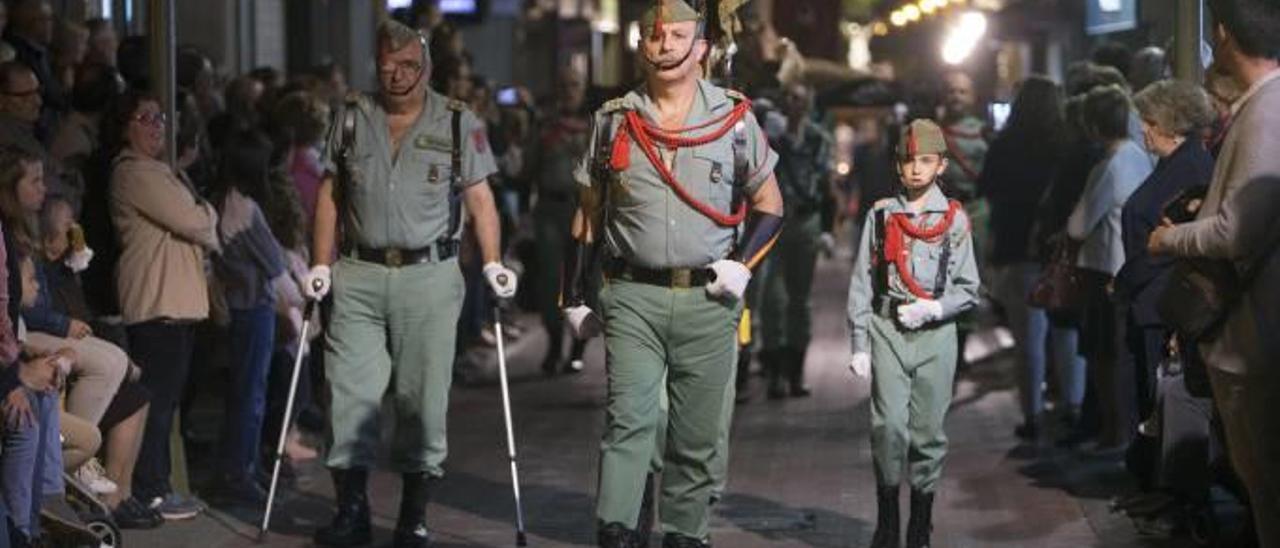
[759,82,834,399]
[847,119,980,548]
[560,1,783,545]
[302,20,515,548]
[531,65,592,375]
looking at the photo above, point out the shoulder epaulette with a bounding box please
[599,97,631,114]
[873,198,895,210]
[725,89,748,103]
[446,98,467,112]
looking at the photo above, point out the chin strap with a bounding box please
[733,211,784,270]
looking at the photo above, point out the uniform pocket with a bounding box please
[690,141,736,212]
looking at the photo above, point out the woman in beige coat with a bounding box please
[106,89,217,520]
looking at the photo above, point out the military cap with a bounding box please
[641,0,703,33]
[897,119,948,159]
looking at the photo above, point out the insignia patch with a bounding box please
[710,162,723,184]
[414,134,452,152]
[472,127,489,154]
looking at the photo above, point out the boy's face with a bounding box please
[19,258,37,309]
[897,153,948,192]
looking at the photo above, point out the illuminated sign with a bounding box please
[1086,0,1136,35]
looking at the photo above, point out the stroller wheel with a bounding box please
[84,518,123,548]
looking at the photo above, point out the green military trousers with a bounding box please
[596,279,740,538]
[760,211,821,351]
[324,256,464,477]
[869,313,958,493]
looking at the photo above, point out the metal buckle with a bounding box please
[671,269,692,288]
[385,248,403,267]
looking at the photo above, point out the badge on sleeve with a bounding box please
[472,127,489,154]
[710,162,724,184]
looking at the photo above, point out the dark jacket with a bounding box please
[20,259,72,337]
[979,131,1062,265]
[1032,139,1103,262]
[1114,139,1215,326]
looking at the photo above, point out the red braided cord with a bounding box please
[883,201,960,300]
[608,101,754,227]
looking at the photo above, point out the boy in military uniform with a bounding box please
[847,119,980,548]
[560,1,783,546]
[302,20,516,548]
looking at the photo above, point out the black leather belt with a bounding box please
[605,258,713,288]
[350,241,458,267]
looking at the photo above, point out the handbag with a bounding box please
[1028,237,1084,312]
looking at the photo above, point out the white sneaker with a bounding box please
[75,458,118,495]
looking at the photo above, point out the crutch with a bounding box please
[492,275,529,546]
[258,290,319,542]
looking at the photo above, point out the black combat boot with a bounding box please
[661,533,710,547]
[905,489,934,548]
[636,473,656,546]
[393,473,435,547]
[786,346,812,398]
[870,484,900,548]
[314,468,372,547]
[598,522,641,548]
[761,349,786,399]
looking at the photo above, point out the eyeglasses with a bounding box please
[2,88,40,98]
[379,60,424,78]
[132,111,167,127]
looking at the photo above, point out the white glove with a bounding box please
[819,232,836,258]
[849,352,871,378]
[564,305,603,340]
[897,299,944,330]
[484,262,518,298]
[705,260,752,301]
[303,265,331,300]
[63,247,94,273]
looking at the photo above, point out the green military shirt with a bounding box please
[321,89,498,249]
[772,120,833,217]
[846,185,981,355]
[574,79,778,269]
[941,115,988,199]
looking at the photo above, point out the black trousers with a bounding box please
[127,321,196,500]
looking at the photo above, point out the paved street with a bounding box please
[125,255,1174,548]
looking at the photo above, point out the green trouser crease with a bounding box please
[870,314,957,493]
[596,279,740,538]
[324,257,464,476]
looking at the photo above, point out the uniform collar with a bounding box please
[628,79,730,127]
[425,88,454,123]
[896,184,950,213]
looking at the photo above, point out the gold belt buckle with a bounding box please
[385,248,403,267]
[671,269,692,288]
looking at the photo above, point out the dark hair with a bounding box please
[71,63,123,113]
[271,91,329,147]
[214,128,274,207]
[1065,62,1128,96]
[176,46,211,90]
[1208,0,1280,60]
[117,35,150,90]
[1091,41,1133,79]
[264,170,304,251]
[85,17,111,36]
[101,89,159,159]
[1083,85,1131,141]
[1002,76,1066,149]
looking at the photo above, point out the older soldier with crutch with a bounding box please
[301,19,516,548]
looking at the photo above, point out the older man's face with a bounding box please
[945,72,976,115]
[1,69,42,123]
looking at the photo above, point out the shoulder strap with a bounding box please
[933,230,951,299]
[442,109,464,242]
[873,209,887,294]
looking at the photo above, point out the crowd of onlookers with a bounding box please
[951,1,1279,545]
[0,0,589,544]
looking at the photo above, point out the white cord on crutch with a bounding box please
[259,299,316,541]
[494,304,529,546]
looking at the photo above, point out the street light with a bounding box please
[920,0,938,14]
[903,4,922,21]
[941,11,987,65]
[890,10,909,26]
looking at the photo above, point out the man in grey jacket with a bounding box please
[1148,1,1280,545]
